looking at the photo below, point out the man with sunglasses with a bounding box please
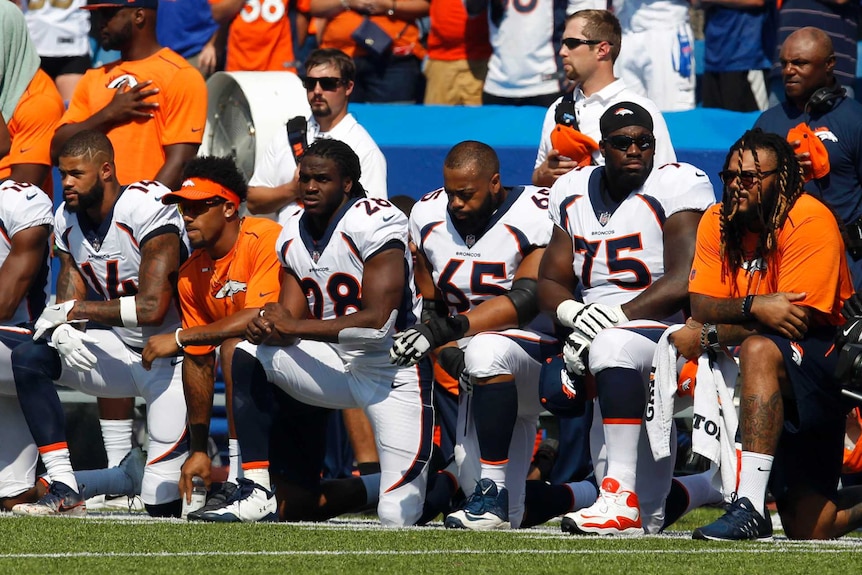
[670,129,862,541]
[539,102,717,535]
[10,129,190,518]
[248,48,387,224]
[533,10,675,188]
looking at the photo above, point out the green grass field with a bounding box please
[2,508,861,575]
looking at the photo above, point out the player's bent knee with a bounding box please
[738,335,782,364]
[10,339,61,380]
[145,499,182,518]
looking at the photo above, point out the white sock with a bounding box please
[75,468,133,500]
[566,480,599,511]
[100,419,133,468]
[674,471,723,513]
[41,447,78,492]
[227,438,243,484]
[737,452,773,513]
[480,461,507,490]
[603,421,641,491]
[360,473,381,506]
[243,467,271,491]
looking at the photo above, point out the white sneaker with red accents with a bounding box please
[561,477,643,536]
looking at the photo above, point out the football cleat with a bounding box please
[85,494,146,512]
[12,481,86,517]
[187,481,238,521]
[561,477,642,536]
[692,496,773,541]
[196,478,277,523]
[444,478,510,530]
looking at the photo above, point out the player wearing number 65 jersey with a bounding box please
[390,141,598,530]
[226,139,432,526]
[539,102,716,535]
[10,130,190,518]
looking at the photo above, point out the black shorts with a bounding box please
[760,328,847,501]
[40,54,91,79]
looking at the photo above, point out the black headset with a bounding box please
[805,83,846,115]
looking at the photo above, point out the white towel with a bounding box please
[691,352,739,499]
[645,325,684,460]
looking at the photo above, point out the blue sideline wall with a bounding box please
[349,104,760,201]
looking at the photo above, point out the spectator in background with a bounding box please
[754,27,862,290]
[769,0,858,102]
[465,0,581,107]
[701,0,776,113]
[157,0,220,77]
[24,0,92,103]
[612,0,696,111]
[423,0,490,106]
[247,48,387,221]
[209,0,306,72]
[0,1,65,191]
[310,0,429,103]
[532,10,675,188]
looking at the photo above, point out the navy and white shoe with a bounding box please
[196,478,277,523]
[692,496,773,541]
[187,481,238,521]
[12,481,87,517]
[444,478,510,530]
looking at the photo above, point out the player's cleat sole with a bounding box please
[443,478,510,531]
[12,481,87,517]
[196,478,277,523]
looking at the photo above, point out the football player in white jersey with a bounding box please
[390,141,599,530]
[538,102,717,534]
[198,139,431,526]
[0,179,53,509]
[10,130,189,517]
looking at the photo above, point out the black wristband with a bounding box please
[437,346,466,380]
[425,314,470,348]
[742,295,755,320]
[188,423,209,453]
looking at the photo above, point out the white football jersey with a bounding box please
[0,181,53,325]
[277,197,420,361]
[54,180,187,348]
[410,185,555,335]
[549,163,715,313]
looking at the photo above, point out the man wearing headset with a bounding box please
[754,26,862,288]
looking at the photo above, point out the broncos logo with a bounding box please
[813,128,839,143]
[106,74,139,90]
[214,280,247,300]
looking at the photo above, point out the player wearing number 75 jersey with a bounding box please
[390,141,600,530]
[10,130,190,518]
[538,102,716,535]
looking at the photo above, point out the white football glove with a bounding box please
[562,329,591,376]
[572,303,628,339]
[33,300,77,340]
[556,300,585,329]
[389,326,432,367]
[50,323,98,373]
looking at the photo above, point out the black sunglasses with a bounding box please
[561,37,605,50]
[605,134,655,151]
[177,198,226,217]
[301,76,346,91]
[719,169,778,189]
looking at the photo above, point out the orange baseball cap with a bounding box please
[550,125,599,167]
[161,177,241,205]
[787,122,830,181]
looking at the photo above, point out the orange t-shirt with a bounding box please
[427,0,490,62]
[178,217,283,355]
[59,48,207,184]
[689,195,852,327]
[320,12,425,59]
[0,69,64,194]
[215,0,297,72]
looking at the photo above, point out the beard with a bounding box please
[449,192,495,238]
[68,180,105,214]
[101,21,133,51]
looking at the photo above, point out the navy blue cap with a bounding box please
[83,0,157,9]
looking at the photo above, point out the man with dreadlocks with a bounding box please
[217,139,432,526]
[671,128,862,540]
